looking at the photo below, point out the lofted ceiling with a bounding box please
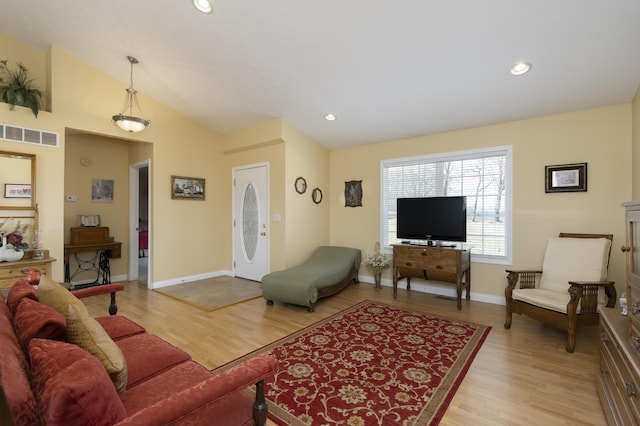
[2,1,640,149]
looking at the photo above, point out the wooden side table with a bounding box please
[0,251,55,289]
[392,244,471,310]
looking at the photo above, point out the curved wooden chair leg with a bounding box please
[108,291,118,315]
[504,311,512,329]
[252,380,268,426]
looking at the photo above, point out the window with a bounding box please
[381,145,512,264]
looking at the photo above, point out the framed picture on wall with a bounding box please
[545,163,587,193]
[171,176,205,200]
[344,180,363,207]
[92,179,114,202]
[4,184,31,198]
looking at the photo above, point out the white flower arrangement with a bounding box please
[363,251,391,272]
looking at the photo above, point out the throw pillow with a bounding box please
[29,338,127,426]
[66,303,128,393]
[7,279,38,314]
[37,274,89,318]
[13,298,66,352]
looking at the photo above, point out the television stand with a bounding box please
[392,244,471,310]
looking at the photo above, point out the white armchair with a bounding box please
[504,233,616,352]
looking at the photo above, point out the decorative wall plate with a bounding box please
[295,177,307,194]
[312,188,323,204]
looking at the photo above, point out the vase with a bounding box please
[0,235,24,262]
[373,270,382,288]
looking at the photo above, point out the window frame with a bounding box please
[379,145,512,265]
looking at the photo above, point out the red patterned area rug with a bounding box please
[216,300,491,426]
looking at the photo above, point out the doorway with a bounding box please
[129,160,151,287]
[233,163,269,281]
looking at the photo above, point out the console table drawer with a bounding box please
[629,278,640,360]
[0,256,55,289]
[599,308,640,425]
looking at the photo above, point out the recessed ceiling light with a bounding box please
[324,113,337,121]
[510,62,532,76]
[193,0,213,14]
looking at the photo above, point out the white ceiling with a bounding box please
[2,1,640,149]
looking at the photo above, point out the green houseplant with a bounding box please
[0,59,43,117]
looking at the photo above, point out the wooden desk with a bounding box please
[0,253,55,289]
[392,244,471,310]
[64,241,121,285]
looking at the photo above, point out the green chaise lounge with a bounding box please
[262,246,361,312]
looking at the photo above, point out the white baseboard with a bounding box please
[130,271,506,306]
[68,273,129,286]
[151,270,233,289]
[361,274,506,306]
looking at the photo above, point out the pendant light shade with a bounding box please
[112,56,150,132]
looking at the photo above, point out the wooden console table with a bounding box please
[0,252,55,289]
[64,241,121,286]
[392,244,471,310]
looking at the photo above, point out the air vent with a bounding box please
[0,123,59,147]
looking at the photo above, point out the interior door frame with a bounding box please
[128,159,152,287]
[232,162,270,280]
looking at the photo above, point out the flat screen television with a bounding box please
[396,196,467,245]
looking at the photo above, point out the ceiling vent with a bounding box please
[0,123,59,148]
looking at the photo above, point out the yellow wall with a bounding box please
[282,121,330,267]
[1,33,638,304]
[222,129,286,272]
[330,105,631,301]
[221,119,331,271]
[632,85,640,199]
[64,134,132,279]
[0,37,230,284]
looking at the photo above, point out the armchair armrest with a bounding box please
[115,354,279,426]
[505,269,542,293]
[71,283,124,315]
[568,280,616,309]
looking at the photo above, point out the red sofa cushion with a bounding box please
[119,360,214,416]
[116,333,191,388]
[96,315,146,340]
[7,279,38,314]
[0,298,36,426]
[13,298,66,352]
[29,338,127,426]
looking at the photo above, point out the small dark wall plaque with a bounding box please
[345,180,362,207]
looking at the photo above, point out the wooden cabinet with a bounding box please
[392,244,471,310]
[623,202,640,351]
[0,252,55,289]
[598,201,640,424]
[598,307,640,425]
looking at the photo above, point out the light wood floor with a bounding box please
[82,280,607,426]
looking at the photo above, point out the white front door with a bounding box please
[233,163,269,281]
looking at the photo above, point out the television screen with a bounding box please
[396,196,467,243]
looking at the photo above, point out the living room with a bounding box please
[1,3,640,424]
[0,33,638,300]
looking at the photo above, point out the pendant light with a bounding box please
[112,56,150,132]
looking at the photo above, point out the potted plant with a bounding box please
[363,242,391,288]
[0,59,43,117]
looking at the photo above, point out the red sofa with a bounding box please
[0,276,278,426]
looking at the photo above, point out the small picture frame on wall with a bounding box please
[92,179,114,203]
[545,163,587,193]
[4,183,31,198]
[344,180,363,207]
[172,175,205,200]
